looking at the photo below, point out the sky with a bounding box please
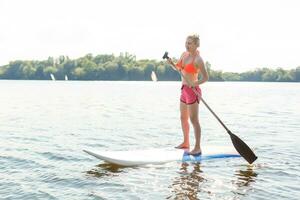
[0,0,299,72]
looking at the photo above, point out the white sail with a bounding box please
[50,73,56,81]
[151,71,157,82]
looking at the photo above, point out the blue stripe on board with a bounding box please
[182,153,241,162]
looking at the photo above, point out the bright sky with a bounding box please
[1,0,299,72]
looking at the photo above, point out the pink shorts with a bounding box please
[180,85,202,104]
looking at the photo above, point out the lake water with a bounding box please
[0,80,299,200]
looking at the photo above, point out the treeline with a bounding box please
[205,62,300,82]
[0,53,299,82]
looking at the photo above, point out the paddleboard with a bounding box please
[83,145,241,166]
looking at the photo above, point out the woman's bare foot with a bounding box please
[188,147,202,156]
[175,142,190,149]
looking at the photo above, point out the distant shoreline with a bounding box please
[0,79,299,83]
[0,53,299,82]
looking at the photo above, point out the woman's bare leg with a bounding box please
[175,101,190,149]
[188,102,202,154]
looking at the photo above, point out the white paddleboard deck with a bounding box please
[84,145,241,166]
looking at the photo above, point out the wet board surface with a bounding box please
[83,145,241,166]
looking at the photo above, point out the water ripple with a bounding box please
[1,81,300,199]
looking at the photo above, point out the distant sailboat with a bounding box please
[50,73,56,81]
[65,75,68,81]
[151,71,157,82]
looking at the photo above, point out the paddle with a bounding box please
[163,52,257,164]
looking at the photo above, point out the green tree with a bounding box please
[128,66,144,80]
[21,62,36,79]
[223,72,241,81]
[144,63,155,81]
[104,61,119,80]
[210,70,224,81]
[5,61,24,79]
[295,66,300,81]
[262,69,277,81]
[43,66,58,80]
[156,65,166,80]
[73,67,86,79]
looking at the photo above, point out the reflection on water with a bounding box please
[168,163,258,199]
[85,163,126,178]
[85,162,258,199]
[235,165,257,187]
[232,165,258,197]
[167,163,205,200]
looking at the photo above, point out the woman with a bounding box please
[167,34,209,155]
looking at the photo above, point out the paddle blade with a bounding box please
[229,132,257,164]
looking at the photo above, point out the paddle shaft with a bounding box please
[165,55,257,164]
[183,74,231,133]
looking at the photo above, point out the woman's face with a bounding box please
[185,38,197,52]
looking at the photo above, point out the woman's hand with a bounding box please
[193,80,199,87]
[167,58,180,71]
[188,80,198,88]
[189,82,196,88]
[167,58,172,64]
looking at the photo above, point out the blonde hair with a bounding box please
[187,34,200,47]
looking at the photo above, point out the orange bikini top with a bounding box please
[176,51,199,74]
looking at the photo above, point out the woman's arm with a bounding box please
[196,57,209,85]
[167,52,185,71]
